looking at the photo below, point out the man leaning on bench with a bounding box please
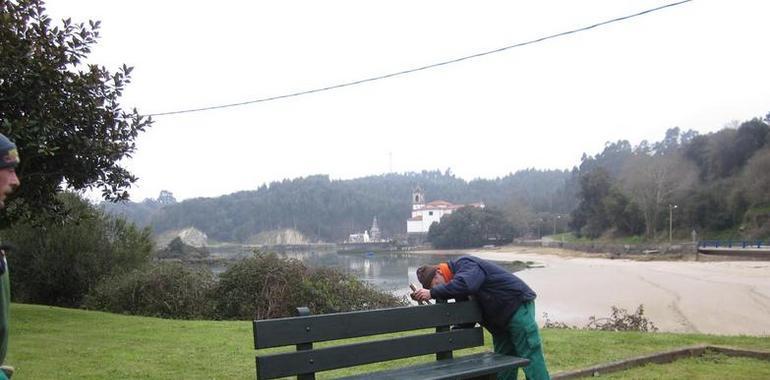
[413,255,550,380]
[253,255,550,380]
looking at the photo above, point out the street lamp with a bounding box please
[553,215,561,235]
[669,204,678,243]
[537,218,544,239]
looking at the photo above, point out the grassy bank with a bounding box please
[8,304,770,379]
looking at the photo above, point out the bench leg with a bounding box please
[464,375,496,380]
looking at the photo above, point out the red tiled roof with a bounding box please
[414,200,485,211]
[419,200,463,210]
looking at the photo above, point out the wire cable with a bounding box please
[146,0,693,117]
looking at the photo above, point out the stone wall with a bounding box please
[516,240,698,256]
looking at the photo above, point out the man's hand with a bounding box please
[411,288,432,302]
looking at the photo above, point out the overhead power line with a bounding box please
[147,0,693,117]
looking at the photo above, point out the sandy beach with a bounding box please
[417,247,770,336]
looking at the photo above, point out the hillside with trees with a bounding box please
[105,169,573,243]
[105,113,770,244]
[570,115,770,240]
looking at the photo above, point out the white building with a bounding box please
[406,186,484,234]
[348,230,370,243]
[369,216,381,242]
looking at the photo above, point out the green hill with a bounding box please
[104,170,573,243]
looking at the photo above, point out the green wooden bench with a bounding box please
[252,301,529,379]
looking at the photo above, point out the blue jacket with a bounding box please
[429,255,536,335]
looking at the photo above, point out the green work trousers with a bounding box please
[492,301,550,380]
[0,256,8,367]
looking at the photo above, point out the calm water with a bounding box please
[281,250,463,299]
[208,248,528,301]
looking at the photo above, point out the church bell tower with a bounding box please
[412,186,425,211]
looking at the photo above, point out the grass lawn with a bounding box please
[547,233,646,245]
[602,352,770,379]
[7,304,770,379]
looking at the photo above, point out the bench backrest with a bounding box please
[253,301,485,379]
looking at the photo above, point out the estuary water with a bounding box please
[280,250,463,300]
[207,247,527,301]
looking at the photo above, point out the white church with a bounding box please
[406,186,484,234]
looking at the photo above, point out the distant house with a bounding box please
[348,216,384,243]
[348,230,370,243]
[406,186,484,234]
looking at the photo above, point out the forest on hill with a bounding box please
[571,116,770,240]
[105,169,573,243]
[104,113,770,243]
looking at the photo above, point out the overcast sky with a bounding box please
[46,0,770,201]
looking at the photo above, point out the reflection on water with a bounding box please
[208,248,528,301]
[281,250,462,299]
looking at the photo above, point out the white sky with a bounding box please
[46,0,770,201]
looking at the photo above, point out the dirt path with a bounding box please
[417,247,770,336]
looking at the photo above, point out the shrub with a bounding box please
[542,304,658,332]
[542,312,575,329]
[214,252,407,320]
[4,193,152,306]
[585,305,658,332]
[84,263,216,319]
[75,250,408,320]
[299,267,407,314]
[214,252,306,319]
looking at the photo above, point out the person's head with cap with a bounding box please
[0,133,20,208]
[416,264,447,289]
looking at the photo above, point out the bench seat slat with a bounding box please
[253,302,481,348]
[338,352,530,380]
[256,328,484,379]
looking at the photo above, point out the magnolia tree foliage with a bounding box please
[0,0,151,225]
